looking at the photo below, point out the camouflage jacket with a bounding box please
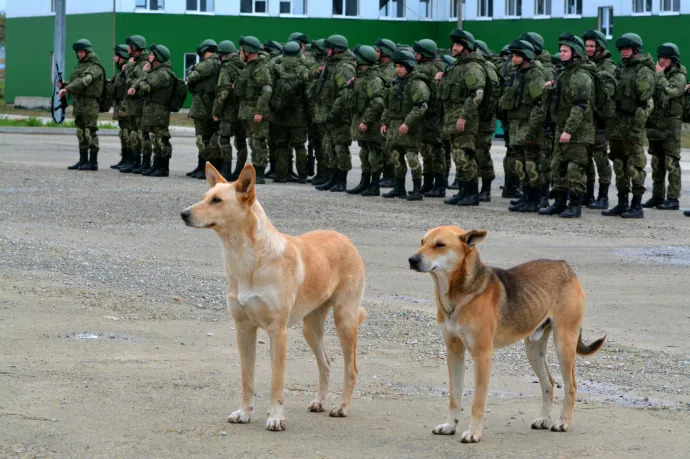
[378,60,397,87]
[237,52,273,121]
[500,61,546,146]
[272,56,310,127]
[417,58,445,139]
[647,64,687,141]
[546,58,596,144]
[212,54,244,123]
[135,60,174,127]
[313,50,357,124]
[536,52,558,134]
[610,53,656,141]
[349,65,385,143]
[382,69,430,147]
[111,62,127,120]
[122,50,150,116]
[590,51,618,130]
[186,53,221,120]
[477,59,502,132]
[438,51,486,137]
[65,52,105,118]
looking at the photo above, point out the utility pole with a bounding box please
[457,0,463,29]
[52,0,66,104]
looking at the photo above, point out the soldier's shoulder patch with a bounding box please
[464,72,477,87]
[527,82,543,99]
[637,79,651,91]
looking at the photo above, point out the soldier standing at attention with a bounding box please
[119,35,149,174]
[308,39,329,186]
[375,38,399,188]
[110,44,130,170]
[602,33,655,219]
[60,39,105,171]
[263,39,284,180]
[642,43,686,211]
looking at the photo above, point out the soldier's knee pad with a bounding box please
[613,159,624,177]
[196,135,206,151]
[76,128,85,143]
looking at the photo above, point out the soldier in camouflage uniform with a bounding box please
[186,39,221,180]
[500,40,547,213]
[314,35,357,192]
[381,50,430,200]
[583,30,616,209]
[237,36,273,184]
[119,35,150,174]
[110,44,130,169]
[375,38,399,188]
[60,39,105,171]
[412,39,446,198]
[474,39,500,202]
[263,40,284,180]
[438,29,486,207]
[495,44,522,199]
[212,40,244,181]
[289,32,317,181]
[307,39,329,185]
[642,43,686,211]
[129,43,174,177]
[346,44,385,197]
[602,33,655,219]
[539,33,596,218]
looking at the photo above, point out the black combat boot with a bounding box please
[120,153,140,173]
[150,157,170,177]
[559,194,583,218]
[287,163,299,183]
[538,189,568,215]
[424,173,447,198]
[406,178,424,201]
[478,178,492,202]
[421,174,434,194]
[330,170,348,192]
[539,183,550,209]
[379,165,395,188]
[68,151,88,170]
[361,171,381,197]
[79,151,98,171]
[110,148,127,169]
[382,178,406,198]
[316,168,337,191]
[142,156,159,176]
[219,160,233,181]
[448,177,460,190]
[621,194,644,219]
[186,155,204,177]
[501,176,523,199]
[516,185,540,213]
[657,198,679,210]
[588,183,609,209]
[228,159,245,182]
[684,210,690,217]
[582,181,595,207]
[642,195,664,208]
[457,180,480,206]
[132,154,151,174]
[265,160,276,179]
[443,184,466,205]
[254,166,266,185]
[346,172,371,195]
[601,192,630,216]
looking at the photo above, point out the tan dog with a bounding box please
[181,163,367,432]
[408,225,605,443]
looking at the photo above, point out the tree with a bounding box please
[0,11,6,46]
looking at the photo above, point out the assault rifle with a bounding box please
[52,62,68,124]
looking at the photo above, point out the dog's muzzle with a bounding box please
[408,254,422,271]
[180,208,192,226]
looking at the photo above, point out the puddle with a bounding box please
[56,332,144,343]
[614,246,690,266]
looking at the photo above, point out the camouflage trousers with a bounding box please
[244,119,269,168]
[273,124,308,178]
[476,130,496,181]
[552,142,589,197]
[513,144,544,188]
[126,116,151,158]
[590,131,612,185]
[312,123,326,175]
[117,120,129,153]
[421,143,445,176]
[609,139,647,196]
[443,139,452,177]
[502,124,520,182]
[391,145,422,179]
[194,118,220,161]
[450,134,477,183]
[648,140,682,200]
[149,124,173,159]
[75,115,99,154]
[541,131,554,185]
[217,120,235,162]
[359,141,384,174]
[323,123,352,171]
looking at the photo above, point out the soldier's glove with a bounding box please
[326,111,337,124]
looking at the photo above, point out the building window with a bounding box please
[280,0,306,14]
[477,0,493,17]
[660,0,679,13]
[136,0,165,10]
[333,0,358,16]
[51,0,55,13]
[535,0,551,15]
[380,0,405,18]
[184,53,200,81]
[450,0,466,18]
[598,7,614,39]
[418,0,431,18]
[240,0,267,14]
[505,0,522,16]
[186,0,213,13]
[565,0,581,15]
[632,0,651,13]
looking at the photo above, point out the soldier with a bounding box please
[308,39,329,186]
[375,38,399,188]
[602,33,655,219]
[289,32,317,181]
[500,39,547,213]
[128,43,174,177]
[119,35,150,174]
[313,34,357,192]
[437,29,486,207]
[539,33,596,218]
[185,39,221,180]
[288,32,315,67]
[237,36,273,184]
[495,44,522,200]
[642,43,686,211]
[60,39,105,171]
[212,40,244,181]
[346,44,385,197]
[583,30,616,209]
[263,39,284,180]
[110,44,130,170]
[412,39,446,198]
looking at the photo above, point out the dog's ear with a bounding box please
[460,230,488,248]
[205,161,227,188]
[235,164,256,204]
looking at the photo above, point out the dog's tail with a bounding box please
[358,307,367,325]
[576,329,606,356]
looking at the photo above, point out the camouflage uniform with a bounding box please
[110,57,128,167]
[307,52,328,184]
[496,57,521,197]
[378,60,398,185]
[589,50,616,189]
[186,53,222,170]
[536,51,558,195]
[416,58,446,193]
[121,49,151,172]
[212,53,244,179]
[265,46,284,177]
[476,58,501,195]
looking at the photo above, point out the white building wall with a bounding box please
[7,0,113,18]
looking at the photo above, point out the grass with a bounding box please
[0,116,118,129]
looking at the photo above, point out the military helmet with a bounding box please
[197,39,218,55]
[282,40,302,57]
[412,39,438,59]
[149,43,171,63]
[519,32,544,54]
[450,29,475,51]
[508,39,535,61]
[558,32,585,58]
[288,32,309,45]
[582,30,608,50]
[125,35,147,51]
[218,40,237,55]
[475,39,491,58]
[657,42,680,63]
[72,39,93,52]
[114,44,129,59]
[499,44,511,57]
[353,44,378,66]
[615,33,643,51]
[441,54,455,68]
[264,40,283,53]
[391,50,417,70]
[375,38,397,57]
[239,36,262,53]
[551,54,562,66]
[325,34,349,52]
[312,39,328,55]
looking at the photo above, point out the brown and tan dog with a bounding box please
[408,225,605,443]
[181,163,367,432]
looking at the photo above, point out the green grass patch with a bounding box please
[0,116,117,129]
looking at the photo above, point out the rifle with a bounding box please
[52,62,68,124]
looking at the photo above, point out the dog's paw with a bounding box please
[308,400,326,413]
[460,429,482,443]
[550,420,570,432]
[228,409,251,424]
[432,423,457,435]
[531,416,552,430]
[266,416,287,432]
[328,404,349,417]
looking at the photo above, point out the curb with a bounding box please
[0,127,197,138]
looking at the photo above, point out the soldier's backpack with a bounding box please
[682,89,690,123]
[270,63,305,113]
[591,69,617,121]
[167,72,189,113]
[96,64,115,113]
[478,61,503,120]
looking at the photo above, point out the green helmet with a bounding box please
[72,39,93,52]
[353,44,378,66]
[519,32,544,54]
[558,32,585,58]
[197,39,218,55]
[582,30,608,50]
[325,34,348,52]
[500,44,511,57]
[413,39,438,59]
[218,40,237,55]
[508,39,535,61]
[391,50,417,70]
[657,42,680,63]
[551,54,562,66]
[125,35,146,51]
[288,32,309,45]
[114,44,129,59]
[475,39,491,58]
[441,54,455,68]
[312,39,328,55]
[149,43,171,63]
[264,39,283,54]
[450,29,475,51]
[375,38,397,57]
[615,33,643,51]
[239,36,262,53]
[282,40,302,57]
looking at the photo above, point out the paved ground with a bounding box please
[1,133,690,458]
